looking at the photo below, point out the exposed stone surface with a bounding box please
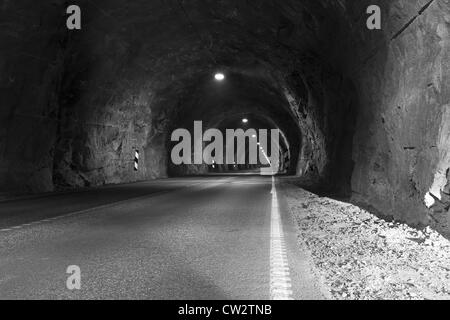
[0,0,449,235]
[349,0,450,235]
[0,1,67,193]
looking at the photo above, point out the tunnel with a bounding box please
[0,0,449,300]
[2,0,448,234]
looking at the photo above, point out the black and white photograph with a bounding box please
[0,0,449,307]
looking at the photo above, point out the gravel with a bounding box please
[280,183,450,300]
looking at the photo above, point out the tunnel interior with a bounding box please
[1,0,449,237]
[167,70,300,176]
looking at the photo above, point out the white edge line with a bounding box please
[270,176,293,300]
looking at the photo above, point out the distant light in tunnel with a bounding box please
[214,73,225,81]
[242,118,248,124]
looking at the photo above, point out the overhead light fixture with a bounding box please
[214,73,225,81]
[252,134,257,138]
[242,118,248,124]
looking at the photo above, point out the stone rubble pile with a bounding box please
[281,184,450,300]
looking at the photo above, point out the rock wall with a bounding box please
[349,0,450,234]
[48,1,174,189]
[0,0,67,193]
[283,65,358,196]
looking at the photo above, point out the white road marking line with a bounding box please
[270,176,294,300]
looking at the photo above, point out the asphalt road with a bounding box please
[0,176,323,300]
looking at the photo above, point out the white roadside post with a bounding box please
[134,150,139,171]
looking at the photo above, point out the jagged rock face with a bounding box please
[349,0,450,236]
[0,1,69,193]
[0,1,449,234]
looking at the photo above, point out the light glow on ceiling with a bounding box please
[214,73,225,81]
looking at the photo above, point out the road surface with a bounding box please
[0,176,323,299]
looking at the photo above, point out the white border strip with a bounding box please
[270,176,293,300]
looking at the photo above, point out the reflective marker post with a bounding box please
[134,150,139,171]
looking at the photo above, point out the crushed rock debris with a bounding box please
[280,183,450,300]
